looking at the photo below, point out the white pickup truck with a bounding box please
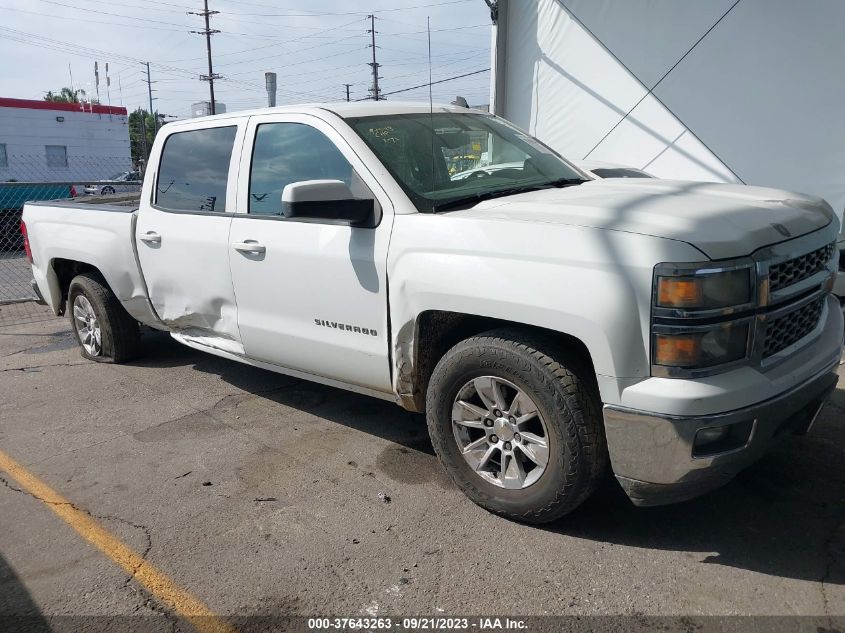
[22,102,843,523]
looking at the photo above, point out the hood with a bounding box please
[451,179,835,260]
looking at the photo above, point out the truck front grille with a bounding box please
[763,297,825,357]
[768,242,835,292]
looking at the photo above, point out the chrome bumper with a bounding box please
[603,364,839,506]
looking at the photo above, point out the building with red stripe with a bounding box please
[0,97,131,182]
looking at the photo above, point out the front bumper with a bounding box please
[604,363,839,506]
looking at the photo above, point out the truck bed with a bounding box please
[23,195,155,324]
[28,193,140,213]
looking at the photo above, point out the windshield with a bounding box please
[109,172,129,180]
[347,113,587,212]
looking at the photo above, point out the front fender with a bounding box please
[387,214,705,404]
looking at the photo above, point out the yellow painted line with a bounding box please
[0,448,236,633]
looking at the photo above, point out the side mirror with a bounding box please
[281,180,374,226]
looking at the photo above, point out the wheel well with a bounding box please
[51,259,101,314]
[406,310,595,412]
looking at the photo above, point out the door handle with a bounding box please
[139,231,161,244]
[232,241,266,254]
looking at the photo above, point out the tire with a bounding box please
[101,186,115,195]
[68,272,142,363]
[426,328,607,523]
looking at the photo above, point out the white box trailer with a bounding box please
[487,0,845,222]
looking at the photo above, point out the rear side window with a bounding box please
[248,123,354,215]
[156,126,236,212]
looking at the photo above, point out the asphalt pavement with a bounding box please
[0,311,843,631]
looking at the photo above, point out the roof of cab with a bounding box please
[167,101,489,128]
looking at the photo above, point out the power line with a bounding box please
[356,68,489,100]
[208,0,473,17]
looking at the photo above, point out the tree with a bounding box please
[129,108,158,164]
[44,87,87,103]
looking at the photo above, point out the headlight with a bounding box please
[653,322,751,369]
[652,260,756,377]
[656,268,752,310]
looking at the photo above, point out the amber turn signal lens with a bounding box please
[657,277,702,308]
[654,334,700,367]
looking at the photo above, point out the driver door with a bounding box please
[228,113,395,392]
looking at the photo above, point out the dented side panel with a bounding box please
[135,206,241,343]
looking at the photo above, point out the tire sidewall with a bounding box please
[427,341,585,521]
[68,277,114,362]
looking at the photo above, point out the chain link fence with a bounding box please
[1,155,138,322]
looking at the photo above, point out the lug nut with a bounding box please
[484,418,493,427]
[514,433,521,442]
[489,435,499,443]
[509,416,516,424]
[504,441,512,451]
[493,409,502,417]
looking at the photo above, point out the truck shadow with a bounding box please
[0,552,51,632]
[554,415,845,584]
[133,330,844,585]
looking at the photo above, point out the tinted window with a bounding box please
[249,123,354,215]
[156,126,236,212]
[0,144,7,168]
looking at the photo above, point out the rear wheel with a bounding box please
[101,186,115,195]
[68,272,141,363]
[426,329,607,523]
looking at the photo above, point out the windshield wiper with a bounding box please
[431,178,586,213]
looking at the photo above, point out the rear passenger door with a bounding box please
[136,120,246,350]
[228,113,394,392]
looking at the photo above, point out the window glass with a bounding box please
[156,126,236,212]
[45,145,67,168]
[0,144,7,168]
[248,123,354,215]
[348,113,585,212]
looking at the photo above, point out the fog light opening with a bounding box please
[695,425,730,446]
[693,419,754,457]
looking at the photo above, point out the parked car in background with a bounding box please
[451,161,525,181]
[83,171,142,196]
[577,160,655,179]
[23,102,843,522]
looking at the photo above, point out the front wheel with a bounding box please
[426,329,607,523]
[101,186,115,195]
[68,272,141,363]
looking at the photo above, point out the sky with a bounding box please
[0,0,493,119]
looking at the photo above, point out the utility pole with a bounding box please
[138,107,149,164]
[190,0,221,114]
[366,14,382,101]
[144,62,156,133]
[343,83,352,102]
